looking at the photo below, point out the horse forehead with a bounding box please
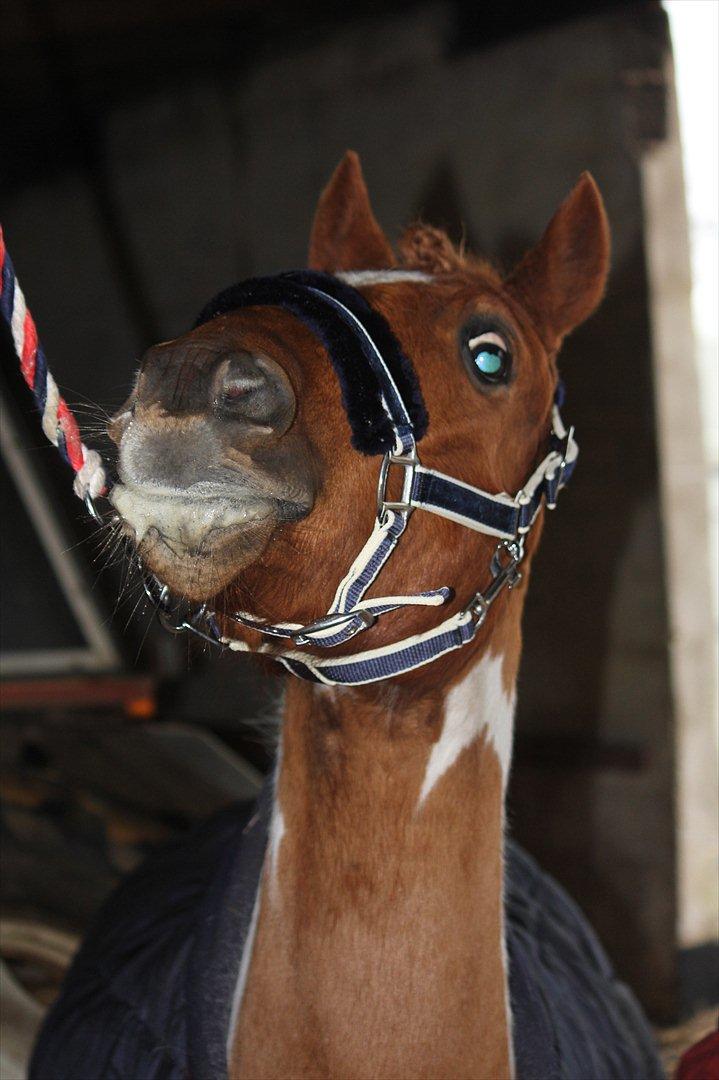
[359,271,519,333]
[356,275,520,375]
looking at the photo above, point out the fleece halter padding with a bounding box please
[194,270,428,455]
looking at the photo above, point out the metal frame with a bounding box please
[0,398,120,677]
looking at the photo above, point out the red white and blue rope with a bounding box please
[0,226,107,501]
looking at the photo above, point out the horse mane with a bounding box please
[397,221,500,281]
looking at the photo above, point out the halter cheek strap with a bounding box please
[141,273,578,686]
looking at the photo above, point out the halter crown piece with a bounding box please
[0,243,578,687]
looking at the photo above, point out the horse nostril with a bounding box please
[223,374,265,400]
[213,351,295,433]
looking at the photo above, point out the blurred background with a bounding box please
[1,0,717,1073]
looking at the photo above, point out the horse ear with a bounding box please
[308,151,396,272]
[506,173,610,348]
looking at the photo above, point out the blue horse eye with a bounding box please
[475,349,504,375]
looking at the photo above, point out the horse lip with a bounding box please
[109,482,275,547]
[111,477,270,502]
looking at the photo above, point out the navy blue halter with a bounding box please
[142,270,579,685]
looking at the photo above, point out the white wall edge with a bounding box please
[641,56,719,948]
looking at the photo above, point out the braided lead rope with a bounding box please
[0,227,108,502]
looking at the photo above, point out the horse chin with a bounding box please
[109,481,282,601]
[133,520,275,603]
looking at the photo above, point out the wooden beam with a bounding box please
[1,676,157,719]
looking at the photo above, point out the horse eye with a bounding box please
[466,330,511,385]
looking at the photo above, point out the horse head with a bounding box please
[109,151,609,686]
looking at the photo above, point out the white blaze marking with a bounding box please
[267,739,285,902]
[417,652,516,807]
[418,653,517,1073]
[267,805,286,899]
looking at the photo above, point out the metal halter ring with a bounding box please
[140,563,225,648]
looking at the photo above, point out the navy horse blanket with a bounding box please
[31,786,664,1079]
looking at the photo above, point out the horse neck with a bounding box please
[230,612,523,1080]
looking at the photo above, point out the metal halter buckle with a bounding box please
[376,448,418,521]
[290,608,376,645]
[464,538,525,628]
[546,424,574,510]
[556,422,574,483]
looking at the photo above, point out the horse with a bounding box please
[31,152,664,1079]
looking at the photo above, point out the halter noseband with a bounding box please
[141,270,578,686]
